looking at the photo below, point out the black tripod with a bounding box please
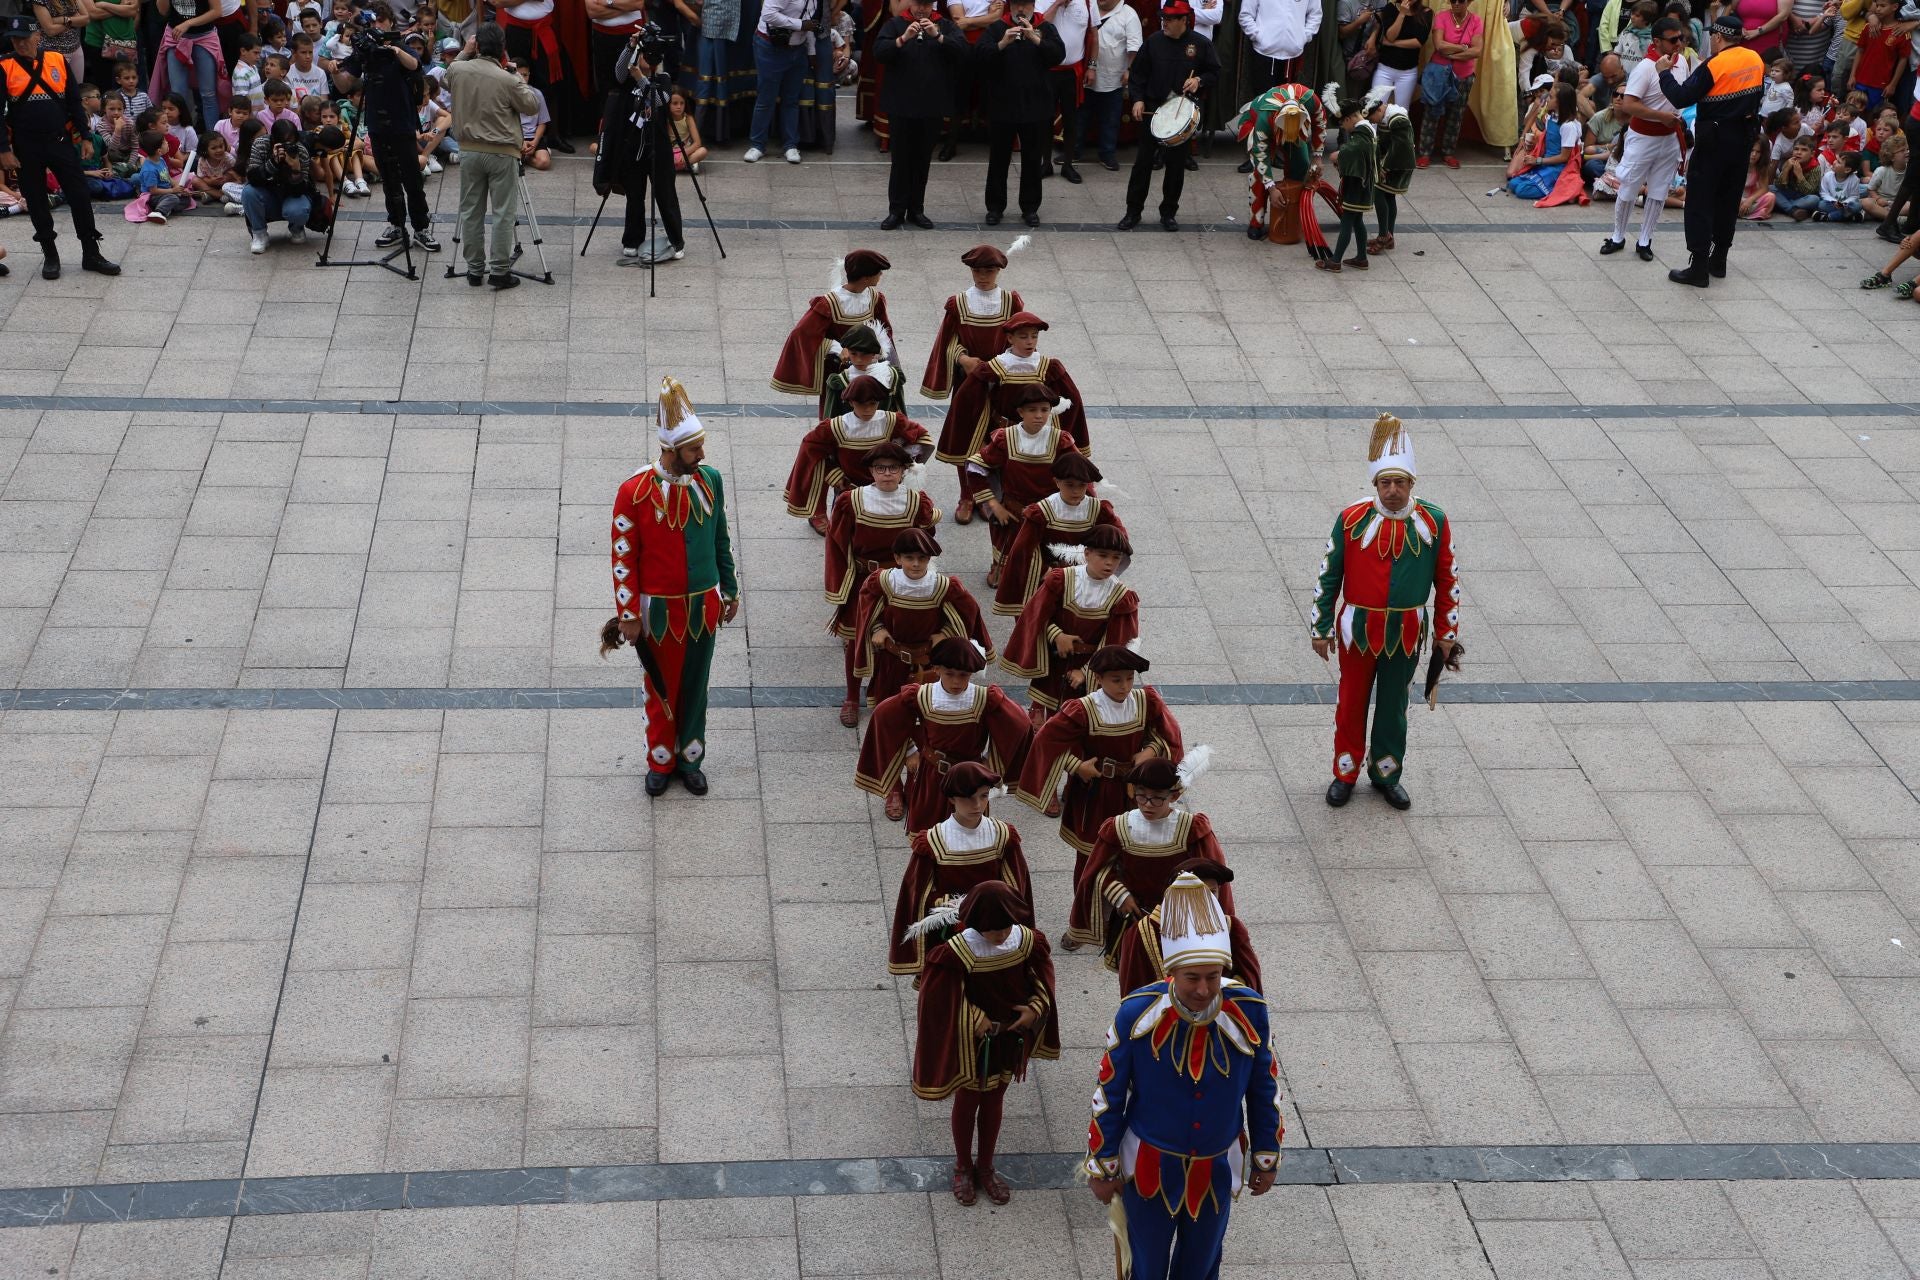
[314,104,418,280]
[580,68,724,298]
[441,155,555,285]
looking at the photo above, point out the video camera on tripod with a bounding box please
[624,20,679,82]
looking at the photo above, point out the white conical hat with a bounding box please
[1158,871,1232,970]
[657,377,706,450]
[1366,413,1415,482]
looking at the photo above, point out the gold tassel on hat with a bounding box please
[1158,871,1227,944]
[660,376,695,427]
[1367,413,1404,463]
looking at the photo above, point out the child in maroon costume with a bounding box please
[934,310,1089,525]
[910,880,1061,1207]
[1068,758,1233,962]
[889,761,1035,974]
[992,453,1125,616]
[784,374,934,536]
[856,636,1034,826]
[771,248,899,419]
[965,382,1087,590]
[825,443,940,727]
[1001,524,1139,723]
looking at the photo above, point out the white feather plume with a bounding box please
[1321,81,1343,119]
[1054,397,1075,415]
[988,784,1009,800]
[1125,636,1145,654]
[1049,542,1087,565]
[829,257,848,292]
[1176,744,1213,790]
[970,639,989,658]
[1007,235,1033,255]
[904,897,962,943]
[905,461,928,492]
[1093,479,1131,502]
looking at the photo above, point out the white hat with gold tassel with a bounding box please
[1366,412,1415,483]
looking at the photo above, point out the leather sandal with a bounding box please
[977,1167,1010,1205]
[884,786,905,821]
[839,697,859,727]
[952,1164,977,1206]
[1043,796,1062,818]
[954,494,974,525]
[808,513,830,536]
[986,562,1002,588]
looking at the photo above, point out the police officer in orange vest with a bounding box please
[1656,12,1763,288]
[0,14,120,280]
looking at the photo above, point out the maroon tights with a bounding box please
[950,1084,1008,1173]
[844,639,863,702]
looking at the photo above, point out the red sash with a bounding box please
[1629,117,1678,136]
[500,8,565,80]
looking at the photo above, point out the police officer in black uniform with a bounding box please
[0,15,119,280]
[1116,0,1218,233]
[973,0,1064,228]
[874,0,967,229]
[1657,12,1764,286]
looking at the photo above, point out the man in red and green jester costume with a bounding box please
[609,376,741,798]
[1310,414,1460,812]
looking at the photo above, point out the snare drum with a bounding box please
[1149,94,1200,148]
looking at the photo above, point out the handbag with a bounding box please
[1347,29,1378,76]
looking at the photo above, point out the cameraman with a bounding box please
[337,1,440,253]
[447,22,541,288]
[592,27,684,263]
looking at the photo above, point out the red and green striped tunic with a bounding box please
[1311,497,1459,657]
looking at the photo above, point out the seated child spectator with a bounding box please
[161,93,199,158]
[190,131,241,211]
[1765,106,1802,175]
[416,78,451,174]
[81,84,103,135]
[98,94,135,171]
[217,99,253,155]
[1761,54,1795,115]
[133,129,193,223]
[80,113,128,199]
[832,6,858,85]
[312,123,347,200]
[287,33,333,99]
[667,85,706,173]
[264,54,293,89]
[1865,132,1907,217]
[514,61,551,171]
[132,108,181,173]
[261,14,292,61]
[1836,96,1869,146]
[1772,136,1823,218]
[1819,149,1869,217]
[1819,118,1851,164]
[1741,136,1777,218]
[1860,222,1920,295]
[1800,74,1831,133]
[233,32,267,110]
[260,79,302,130]
[0,175,22,216]
[338,86,375,196]
[1615,1,1658,71]
[112,59,152,121]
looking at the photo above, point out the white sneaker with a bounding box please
[146,210,167,224]
[784,148,801,164]
[289,226,307,244]
[425,157,443,174]
[224,201,243,216]
[446,151,460,165]
[621,245,639,259]
[742,146,763,162]
[250,230,268,254]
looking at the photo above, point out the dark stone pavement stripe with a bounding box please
[7,1144,1920,1227]
[3,681,1918,713]
[0,393,1910,420]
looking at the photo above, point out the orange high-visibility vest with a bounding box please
[1702,45,1763,100]
[2,50,69,101]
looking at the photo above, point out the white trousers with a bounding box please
[1610,130,1682,247]
[1369,63,1417,108]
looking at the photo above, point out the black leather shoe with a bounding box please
[549,135,576,154]
[1040,158,1055,178]
[467,272,484,287]
[40,253,60,280]
[1248,223,1265,240]
[1707,250,1727,278]
[1599,237,1625,255]
[1061,162,1082,184]
[489,272,520,291]
[81,248,120,276]
[880,210,904,230]
[1635,242,1654,261]
[937,141,957,162]
[645,771,672,797]
[985,210,1002,225]
[1325,780,1354,807]
[1022,211,1039,227]
[1101,156,1119,172]
[1116,212,1140,230]
[1183,152,1198,171]
[1160,214,1179,232]
[1237,158,1253,173]
[678,767,709,796]
[1667,259,1709,288]
[908,211,934,229]
[1371,778,1412,810]
[1877,220,1905,244]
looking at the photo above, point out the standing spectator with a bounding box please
[84,0,139,80]
[944,0,1006,160]
[692,0,755,147]
[874,0,966,228]
[287,33,333,99]
[744,0,818,163]
[243,117,313,251]
[233,35,267,111]
[585,0,647,102]
[498,0,577,151]
[1733,0,1793,55]
[338,1,439,252]
[1851,0,1911,108]
[1038,0,1092,181]
[1115,0,1217,231]
[152,0,226,138]
[447,23,541,286]
[1238,0,1321,89]
[975,0,1064,227]
[1418,0,1480,166]
[1781,0,1834,75]
[1083,0,1141,170]
[1370,0,1429,107]
[1599,17,1691,259]
[29,0,87,87]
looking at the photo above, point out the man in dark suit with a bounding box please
[875,0,969,228]
[973,0,1064,227]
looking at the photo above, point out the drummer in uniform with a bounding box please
[1114,0,1220,233]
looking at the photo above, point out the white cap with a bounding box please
[1158,871,1232,971]
[1366,413,1416,483]
[1529,72,1555,91]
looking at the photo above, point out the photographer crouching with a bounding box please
[337,1,440,254]
[591,23,684,265]
[446,22,542,288]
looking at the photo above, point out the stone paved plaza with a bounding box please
[2,135,1920,1279]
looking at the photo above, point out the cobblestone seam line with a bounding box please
[7,1144,1920,1228]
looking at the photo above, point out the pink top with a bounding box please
[1431,8,1483,74]
[1736,0,1785,53]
